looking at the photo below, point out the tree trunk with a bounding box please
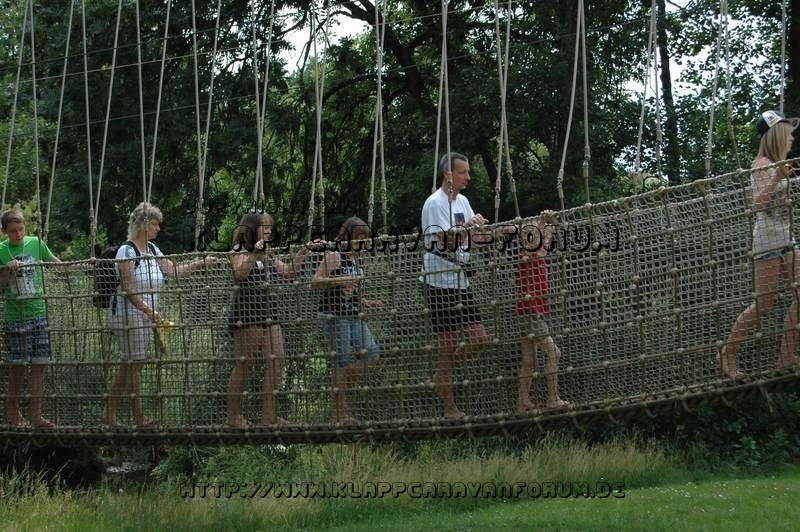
[789,0,800,96]
[657,0,681,185]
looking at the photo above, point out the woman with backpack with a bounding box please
[105,202,212,427]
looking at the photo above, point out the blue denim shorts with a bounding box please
[4,317,51,364]
[754,245,796,262]
[321,316,380,368]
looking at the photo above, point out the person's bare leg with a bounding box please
[459,323,490,364]
[540,337,568,408]
[131,362,151,425]
[6,366,26,426]
[29,364,53,427]
[779,251,800,368]
[227,329,253,427]
[331,365,359,424]
[105,364,130,425]
[721,259,779,377]
[261,325,287,425]
[517,338,536,412]
[433,330,463,419]
[227,361,251,426]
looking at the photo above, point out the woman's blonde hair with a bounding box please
[127,202,163,240]
[757,121,794,164]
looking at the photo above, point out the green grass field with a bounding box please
[3,437,800,531]
[3,467,799,531]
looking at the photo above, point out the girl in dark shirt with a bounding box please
[313,217,382,424]
[226,212,308,427]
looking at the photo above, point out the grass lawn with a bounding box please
[323,471,800,531]
[4,466,800,531]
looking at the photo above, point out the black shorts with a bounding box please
[424,285,483,333]
[229,292,277,330]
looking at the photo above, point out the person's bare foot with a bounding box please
[7,410,28,427]
[227,416,248,429]
[719,345,744,379]
[443,406,465,420]
[546,398,570,409]
[517,400,536,413]
[134,417,156,428]
[331,415,359,425]
[262,416,291,426]
[31,417,55,428]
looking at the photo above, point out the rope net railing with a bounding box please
[2,164,800,445]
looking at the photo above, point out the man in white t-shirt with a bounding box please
[421,152,490,419]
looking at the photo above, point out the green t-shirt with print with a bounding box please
[0,235,54,321]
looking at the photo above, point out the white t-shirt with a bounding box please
[420,187,474,289]
[109,241,165,321]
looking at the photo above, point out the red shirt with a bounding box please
[515,256,549,315]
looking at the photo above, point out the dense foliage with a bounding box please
[0,0,797,256]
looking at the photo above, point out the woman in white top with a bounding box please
[105,202,212,426]
[721,110,800,378]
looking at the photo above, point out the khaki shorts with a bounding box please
[110,312,153,362]
[520,313,549,339]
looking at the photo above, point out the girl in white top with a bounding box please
[721,110,800,378]
[105,202,213,426]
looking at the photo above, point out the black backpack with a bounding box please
[92,240,155,309]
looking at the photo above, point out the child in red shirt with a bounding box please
[515,211,568,412]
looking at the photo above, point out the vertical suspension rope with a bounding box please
[81,0,97,252]
[315,35,327,225]
[92,0,124,249]
[307,8,329,240]
[189,0,223,246]
[44,0,76,240]
[432,0,451,196]
[149,0,172,206]
[653,0,664,183]
[134,0,148,202]
[377,3,389,230]
[780,0,787,112]
[492,0,518,222]
[579,0,591,204]
[500,0,519,219]
[432,66,445,193]
[195,0,223,248]
[251,4,264,203]
[705,0,728,178]
[556,0,584,210]
[28,0,42,233]
[441,1,452,170]
[634,0,658,190]
[253,0,277,207]
[492,0,505,223]
[190,0,202,206]
[722,10,740,170]
[439,0,453,227]
[306,16,318,239]
[2,0,30,209]
[652,6,663,181]
[368,0,387,228]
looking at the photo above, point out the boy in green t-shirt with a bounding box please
[0,208,63,427]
